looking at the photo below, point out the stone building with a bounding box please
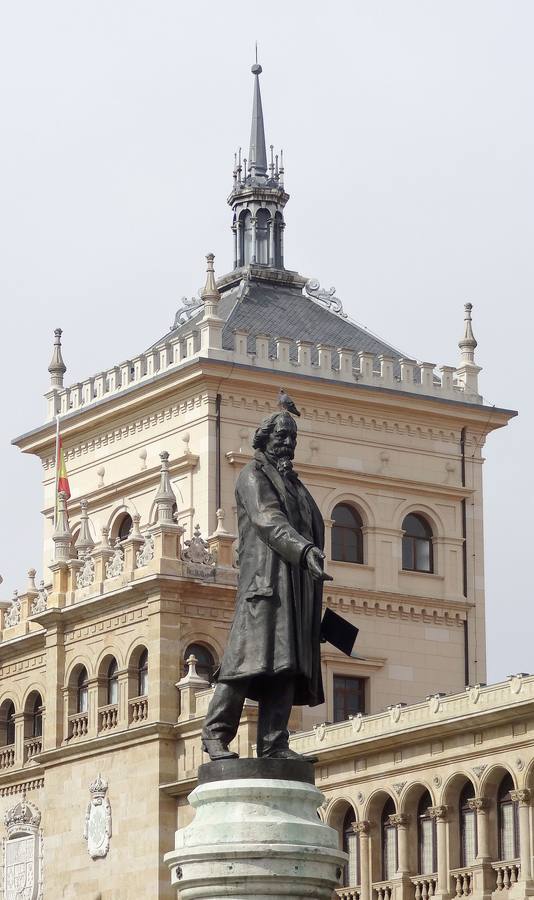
[1,63,527,900]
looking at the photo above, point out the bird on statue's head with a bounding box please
[277,388,300,417]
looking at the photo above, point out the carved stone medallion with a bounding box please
[84,774,112,859]
[3,796,42,900]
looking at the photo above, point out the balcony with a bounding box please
[336,888,361,900]
[493,862,520,891]
[129,696,148,725]
[68,712,88,739]
[98,704,118,733]
[373,881,394,900]
[411,876,437,900]
[0,746,15,770]
[24,737,42,763]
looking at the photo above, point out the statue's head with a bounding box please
[252,411,297,463]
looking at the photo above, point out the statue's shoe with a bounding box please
[261,747,307,761]
[201,739,238,760]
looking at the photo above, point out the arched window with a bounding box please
[418,790,436,874]
[240,210,252,265]
[402,514,433,573]
[332,504,364,564]
[32,694,43,738]
[107,659,119,706]
[77,667,89,714]
[118,514,133,542]
[184,643,215,682]
[498,773,519,861]
[460,782,477,867]
[382,797,397,880]
[256,209,270,265]
[4,702,15,746]
[138,649,148,697]
[342,808,359,887]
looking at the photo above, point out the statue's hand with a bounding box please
[305,546,334,582]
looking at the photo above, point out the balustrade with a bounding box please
[450,868,473,896]
[129,696,148,724]
[24,737,42,763]
[493,862,520,891]
[98,704,118,732]
[336,889,361,900]
[0,746,15,769]
[68,712,89,739]
[373,881,393,900]
[411,876,437,900]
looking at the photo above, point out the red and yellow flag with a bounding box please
[56,433,71,500]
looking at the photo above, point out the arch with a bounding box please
[397,501,445,537]
[256,208,270,265]
[331,502,364,564]
[180,629,225,666]
[0,699,16,746]
[65,654,94,685]
[402,512,434,573]
[107,504,136,541]
[183,642,216,682]
[127,644,149,699]
[239,209,252,266]
[417,789,436,875]
[479,764,518,861]
[95,646,124,675]
[326,491,375,529]
[365,789,397,883]
[23,690,44,739]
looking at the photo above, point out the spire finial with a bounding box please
[201,253,221,305]
[249,59,267,178]
[75,499,95,557]
[155,451,177,524]
[459,302,478,364]
[52,491,72,561]
[48,328,67,388]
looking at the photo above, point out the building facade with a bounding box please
[0,64,525,900]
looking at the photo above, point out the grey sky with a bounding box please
[1,1,532,683]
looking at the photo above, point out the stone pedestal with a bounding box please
[165,758,346,899]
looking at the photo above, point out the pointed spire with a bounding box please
[48,328,67,388]
[458,302,478,364]
[249,63,267,178]
[201,253,221,307]
[75,499,95,556]
[52,491,72,561]
[155,451,176,524]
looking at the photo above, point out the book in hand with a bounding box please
[320,607,364,658]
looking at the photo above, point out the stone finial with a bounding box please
[75,499,95,557]
[154,451,177,524]
[52,491,72,561]
[27,568,37,592]
[459,303,477,364]
[200,254,221,310]
[100,526,111,550]
[48,327,67,388]
[131,513,142,540]
[214,508,230,536]
[177,653,209,688]
[139,448,147,470]
[97,466,105,488]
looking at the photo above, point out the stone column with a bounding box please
[429,807,448,894]
[13,712,25,768]
[355,820,371,900]
[511,790,532,882]
[87,676,99,738]
[469,797,490,861]
[232,224,238,269]
[323,518,334,562]
[117,669,130,727]
[268,217,275,266]
[43,615,65,750]
[389,814,410,874]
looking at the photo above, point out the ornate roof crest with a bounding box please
[171,295,203,330]
[304,279,347,318]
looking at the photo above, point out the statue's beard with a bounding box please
[265,446,294,474]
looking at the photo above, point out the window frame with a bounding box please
[498,774,519,861]
[138,648,148,697]
[107,658,119,706]
[382,797,398,880]
[331,503,364,565]
[417,791,437,875]
[333,674,366,724]
[401,514,434,573]
[342,807,360,888]
[77,667,89,714]
[459,782,478,867]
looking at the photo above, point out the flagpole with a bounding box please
[54,413,60,529]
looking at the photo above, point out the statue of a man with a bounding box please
[202,409,331,761]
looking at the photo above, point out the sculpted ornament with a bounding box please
[31,582,48,615]
[105,540,125,579]
[136,533,155,568]
[171,295,203,329]
[181,525,215,578]
[304,279,347,318]
[3,795,42,900]
[5,592,21,628]
[84,774,112,859]
[76,552,95,589]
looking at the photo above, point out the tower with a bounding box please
[229,63,288,270]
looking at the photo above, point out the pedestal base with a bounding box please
[165,758,346,899]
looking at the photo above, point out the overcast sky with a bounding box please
[1,1,532,684]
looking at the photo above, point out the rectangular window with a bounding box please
[333,676,366,724]
[383,825,397,880]
[419,818,435,874]
[461,810,477,867]
[346,830,360,886]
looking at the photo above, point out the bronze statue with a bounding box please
[202,408,332,761]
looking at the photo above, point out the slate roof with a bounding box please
[150,271,409,373]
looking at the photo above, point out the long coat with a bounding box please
[217,450,325,707]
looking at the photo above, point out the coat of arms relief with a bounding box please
[2,795,43,900]
[83,774,112,859]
